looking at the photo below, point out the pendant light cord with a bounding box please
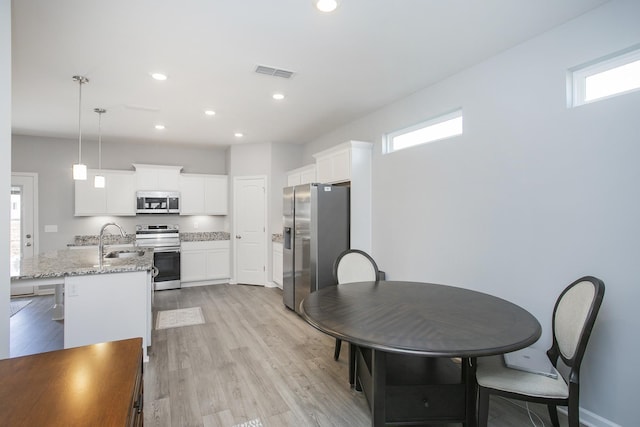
[97,110,102,171]
[94,108,107,171]
[73,75,89,163]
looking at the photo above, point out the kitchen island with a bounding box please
[11,247,154,361]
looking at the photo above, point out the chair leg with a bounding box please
[477,387,490,427]
[567,400,580,427]
[334,338,342,360]
[547,404,560,427]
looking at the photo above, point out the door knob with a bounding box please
[25,242,32,247]
[26,234,32,238]
[236,235,242,239]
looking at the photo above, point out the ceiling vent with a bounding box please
[255,65,295,79]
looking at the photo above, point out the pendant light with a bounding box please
[94,108,106,188]
[315,0,339,12]
[72,75,89,180]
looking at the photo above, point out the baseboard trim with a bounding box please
[180,279,228,288]
[557,407,621,427]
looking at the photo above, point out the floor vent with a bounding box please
[255,65,295,79]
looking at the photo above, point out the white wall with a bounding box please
[303,1,639,426]
[1,0,11,359]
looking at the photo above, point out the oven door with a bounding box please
[153,249,181,290]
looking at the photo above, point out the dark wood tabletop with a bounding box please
[300,280,542,357]
[0,338,143,426]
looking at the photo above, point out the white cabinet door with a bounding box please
[181,250,208,282]
[315,155,335,183]
[133,164,182,191]
[286,164,315,186]
[331,149,351,183]
[180,174,228,215]
[75,170,135,216]
[181,241,230,283]
[75,172,107,216]
[315,148,350,184]
[300,166,316,184]
[105,171,135,215]
[206,247,230,279]
[180,175,205,215]
[204,175,228,215]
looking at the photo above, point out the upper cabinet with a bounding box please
[75,170,136,216]
[313,140,372,184]
[132,164,182,191]
[314,140,373,252]
[286,164,316,187]
[180,174,228,215]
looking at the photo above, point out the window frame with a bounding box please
[569,45,640,107]
[383,109,463,154]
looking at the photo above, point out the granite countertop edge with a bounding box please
[11,248,154,281]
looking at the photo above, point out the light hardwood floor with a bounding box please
[9,286,571,426]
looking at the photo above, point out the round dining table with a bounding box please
[300,280,542,427]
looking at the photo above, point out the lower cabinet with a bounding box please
[272,242,283,286]
[181,240,230,284]
[64,271,150,361]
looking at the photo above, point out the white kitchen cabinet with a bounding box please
[313,140,373,252]
[180,174,228,215]
[181,240,230,284]
[133,164,182,191]
[286,164,316,187]
[64,270,151,360]
[74,169,136,216]
[272,242,283,287]
[313,140,371,184]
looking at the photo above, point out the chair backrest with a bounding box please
[550,276,605,370]
[334,249,380,284]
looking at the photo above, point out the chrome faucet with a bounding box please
[99,222,126,267]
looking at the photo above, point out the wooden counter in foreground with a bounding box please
[0,338,143,427]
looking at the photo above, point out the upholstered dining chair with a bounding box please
[475,275,605,427]
[332,249,383,360]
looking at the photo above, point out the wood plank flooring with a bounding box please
[10,295,63,357]
[9,285,572,426]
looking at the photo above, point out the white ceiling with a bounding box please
[11,0,607,147]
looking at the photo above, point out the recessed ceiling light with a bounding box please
[204,110,216,116]
[155,124,165,130]
[151,72,168,81]
[315,0,339,13]
[272,93,285,100]
[234,132,243,138]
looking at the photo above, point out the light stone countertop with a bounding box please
[69,231,230,247]
[272,233,283,243]
[11,247,154,280]
[180,231,230,242]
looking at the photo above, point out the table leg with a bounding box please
[464,357,478,427]
[349,342,357,388]
[371,349,387,427]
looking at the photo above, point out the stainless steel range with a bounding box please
[136,224,181,290]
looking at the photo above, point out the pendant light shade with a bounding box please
[72,75,89,180]
[94,108,106,188]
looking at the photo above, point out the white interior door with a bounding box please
[233,176,267,285]
[11,173,38,295]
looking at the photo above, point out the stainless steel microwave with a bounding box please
[136,191,180,214]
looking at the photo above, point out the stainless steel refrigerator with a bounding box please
[283,183,350,313]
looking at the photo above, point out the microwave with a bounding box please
[136,191,180,214]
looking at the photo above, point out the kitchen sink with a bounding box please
[104,249,146,259]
